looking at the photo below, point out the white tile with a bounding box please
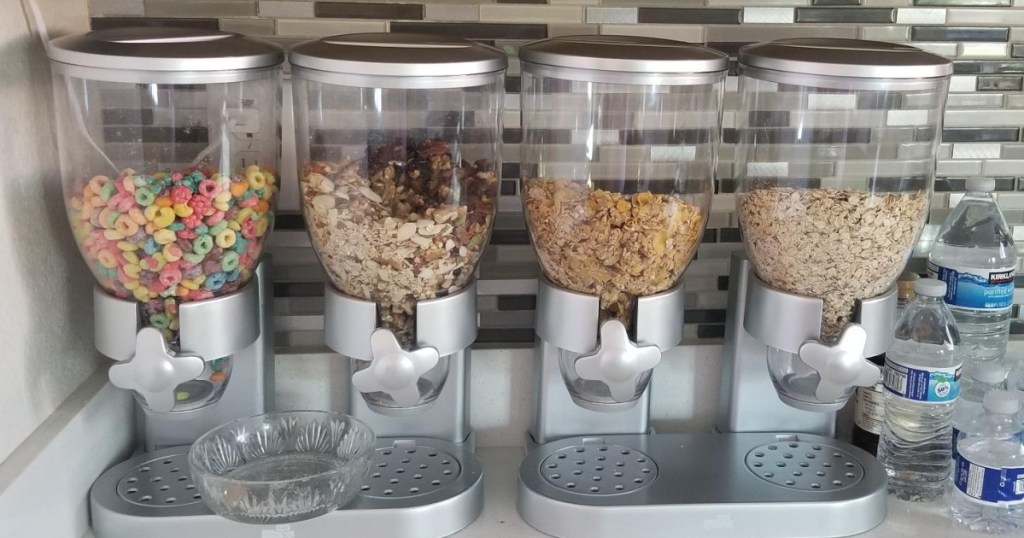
[895,8,946,24]
[746,162,789,176]
[984,160,1024,177]
[651,146,697,161]
[947,8,1024,24]
[586,7,637,23]
[808,93,857,110]
[259,1,313,18]
[949,76,978,92]
[912,42,958,58]
[887,109,930,126]
[946,109,1024,127]
[960,42,1009,58]
[951,143,1002,160]
[936,160,982,177]
[947,93,1005,109]
[742,7,794,23]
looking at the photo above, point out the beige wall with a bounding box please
[0,0,104,464]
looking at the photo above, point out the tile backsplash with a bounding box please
[88,0,1024,349]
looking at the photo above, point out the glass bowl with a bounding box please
[188,411,375,524]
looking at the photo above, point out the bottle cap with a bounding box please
[897,271,919,301]
[983,389,1020,415]
[966,176,996,193]
[970,362,1007,385]
[913,278,946,298]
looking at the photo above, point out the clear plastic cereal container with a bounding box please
[735,39,952,408]
[290,33,506,409]
[49,28,283,411]
[518,36,727,405]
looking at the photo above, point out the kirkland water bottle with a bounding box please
[952,362,1007,459]
[951,390,1024,533]
[877,278,962,502]
[928,177,1016,368]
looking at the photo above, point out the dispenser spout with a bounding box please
[575,320,662,403]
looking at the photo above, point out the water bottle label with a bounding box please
[927,261,1015,309]
[853,382,885,435]
[883,358,961,404]
[954,455,1024,505]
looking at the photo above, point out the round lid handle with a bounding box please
[798,323,880,402]
[107,327,206,413]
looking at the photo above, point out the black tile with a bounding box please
[718,275,730,291]
[935,177,1016,191]
[500,180,517,196]
[273,282,323,298]
[701,229,718,244]
[812,0,862,5]
[706,42,747,56]
[719,227,742,243]
[310,145,343,161]
[638,8,741,24]
[519,129,572,144]
[276,213,306,230]
[425,110,473,127]
[795,8,894,23]
[91,17,219,30]
[102,108,154,126]
[103,126,209,144]
[915,0,1009,5]
[390,22,546,40]
[315,2,423,19]
[911,26,1009,42]
[697,325,726,339]
[490,229,530,245]
[942,127,1020,143]
[685,309,727,323]
[476,328,536,344]
[502,162,521,180]
[954,60,1024,74]
[503,128,522,144]
[748,111,790,127]
[497,0,546,3]
[620,129,713,145]
[733,127,872,144]
[312,128,497,144]
[857,92,902,109]
[977,75,1024,91]
[497,295,537,310]
[505,76,522,93]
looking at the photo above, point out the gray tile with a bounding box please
[915,0,1010,5]
[1012,43,1024,58]
[910,26,1009,41]
[946,93,1005,108]
[861,25,910,40]
[586,7,637,23]
[638,7,741,23]
[424,3,479,21]
[954,60,1024,74]
[479,4,583,22]
[144,0,256,17]
[795,7,895,21]
[944,109,1024,127]
[259,1,315,18]
[600,24,704,42]
[942,127,1015,141]
[390,21,547,38]
[315,2,424,20]
[548,24,599,36]
[946,7,1024,24]
[497,0,546,3]
[91,0,145,16]
[1001,145,1024,159]
[91,16,220,29]
[977,75,1024,91]
[276,18,385,36]
[936,159,983,176]
[707,23,857,41]
[219,17,275,35]
[812,0,862,5]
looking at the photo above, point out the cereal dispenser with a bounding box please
[727,39,952,414]
[47,27,284,538]
[289,33,506,537]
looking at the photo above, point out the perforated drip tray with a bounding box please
[519,432,888,538]
[91,438,483,538]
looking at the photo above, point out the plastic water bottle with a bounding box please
[951,390,1024,533]
[952,362,1007,459]
[877,278,962,502]
[928,177,1016,368]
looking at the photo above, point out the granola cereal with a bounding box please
[524,178,706,323]
[738,186,928,339]
[302,139,497,345]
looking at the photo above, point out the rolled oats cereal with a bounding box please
[524,178,706,323]
[738,186,928,339]
[302,139,497,345]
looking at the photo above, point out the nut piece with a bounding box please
[737,186,928,339]
[524,178,706,323]
[301,138,497,345]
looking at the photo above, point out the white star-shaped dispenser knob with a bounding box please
[352,329,440,408]
[798,323,880,403]
[108,327,205,413]
[575,320,662,403]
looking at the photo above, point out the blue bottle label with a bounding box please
[954,455,1024,505]
[927,261,1015,309]
[883,358,961,404]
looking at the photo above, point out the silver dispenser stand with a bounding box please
[91,272,482,538]
[518,258,888,538]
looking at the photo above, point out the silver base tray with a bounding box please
[518,432,887,538]
[92,437,483,538]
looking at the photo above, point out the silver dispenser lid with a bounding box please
[519,35,728,84]
[289,33,507,87]
[49,27,284,74]
[739,38,953,80]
